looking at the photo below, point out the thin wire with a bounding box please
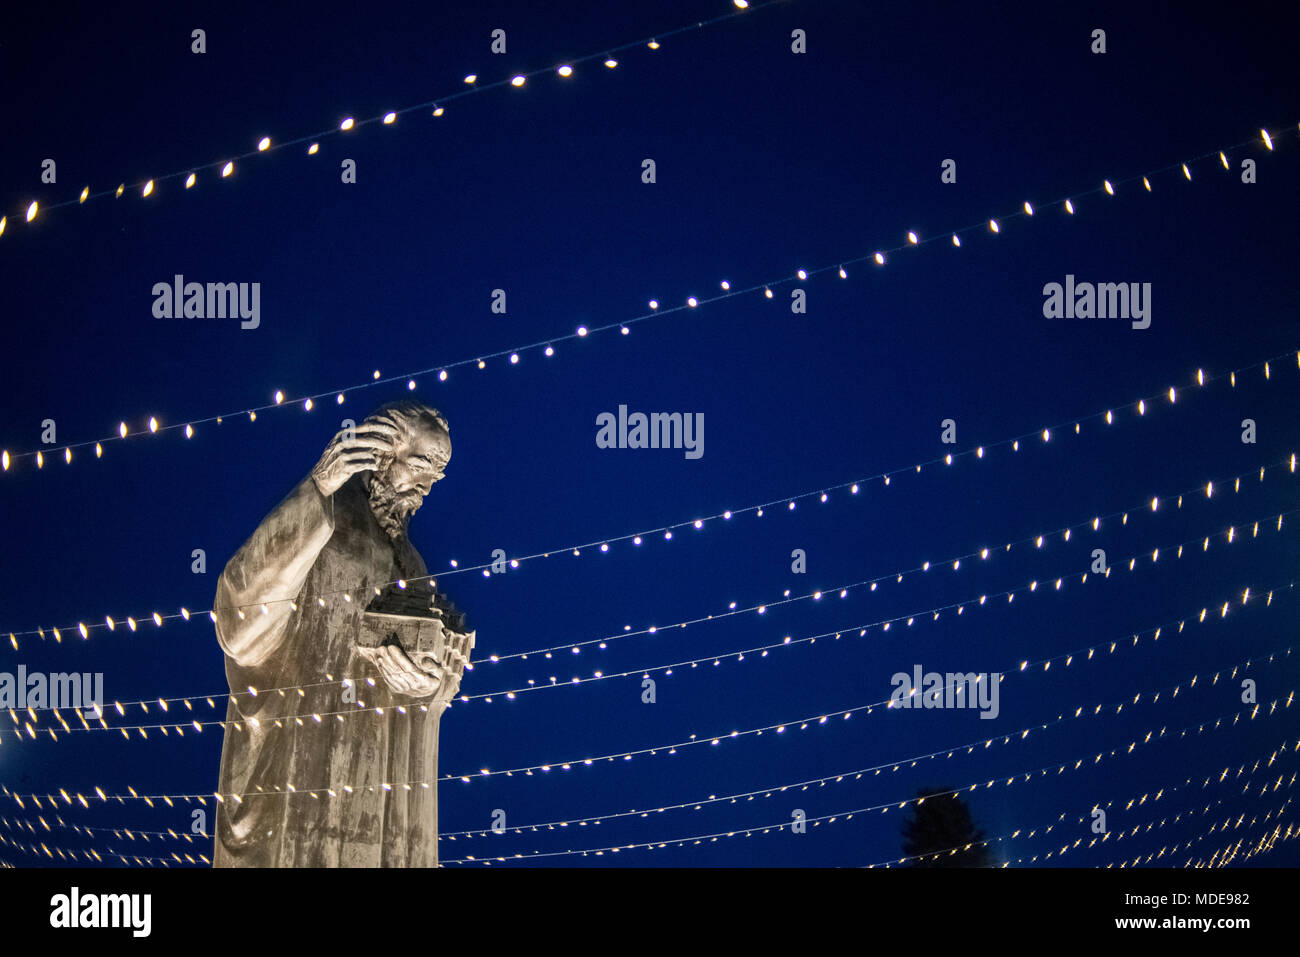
[1,123,1292,468]
[14,501,1296,741]
[12,0,794,219]
[12,598,1294,802]
[8,349,1296,642]
[436,694,1299,864]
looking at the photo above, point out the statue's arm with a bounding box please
[213,476,336,668]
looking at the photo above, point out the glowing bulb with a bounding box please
[35,451,43,468]
[558,65,573,77]
[1103,180,1114,195]
[464,74,477,84]
[274,391,283,404]
[432,107,444,117]
[796,269,807,280]
[408,378,417,389]
[341,117,356,131]
[185,424,193,438]
[1182,163,1191,180]
[604,58,618,68]
[307,143,319,155]
[79,186,89,203]
[838,266,847,278]
[119,422,127,438]
[304,398,314,411]
[115,184,124,197]
[734,0,749,7]
[989,219,999,232]
[0,451,6,470]
[26,201,38,222]
[148,417,158,433]
[647,40,660,50]
[1022,201,1033,215]
[510,76,525,87]
[184,173,195,188]
[1219,151,1228,169]
[439,369,449,379]
[1262,129,1273,150]
[142,180,154,197]
[1064,199,1074,214]
[764,287,773,298]
[509,354,519,364]
[383,112,396,123]
[907,231,918,244]
[577,326,588,336]
[687,297,698,307]
[221,161,233,177]
[874,252,885,265]
[95,443,102,458]
[1142,176,1151,192]
[951,233,961,246]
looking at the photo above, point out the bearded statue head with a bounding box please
[363,401,451,541]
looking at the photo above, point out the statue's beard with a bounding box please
[367,471,424,541]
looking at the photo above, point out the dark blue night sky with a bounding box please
[1,0,1297,868]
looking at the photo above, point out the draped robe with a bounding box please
[212,472,442,867]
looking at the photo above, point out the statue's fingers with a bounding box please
[338,434,395,452]
[340,454,378,472]
[359,416,401,435]
[379,648,412,693]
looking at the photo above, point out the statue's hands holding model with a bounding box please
[212,400,470,867]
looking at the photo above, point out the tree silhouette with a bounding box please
[900,787,995,867]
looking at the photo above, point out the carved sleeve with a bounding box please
[213,476,336,668]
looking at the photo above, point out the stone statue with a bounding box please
[211,400,472,866]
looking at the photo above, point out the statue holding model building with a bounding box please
[211,400,472,867]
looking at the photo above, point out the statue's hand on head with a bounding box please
[311,414,401,497]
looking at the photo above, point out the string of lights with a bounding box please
[9,501,1295,743]
[1,0,778,237]
[16,569,1284,842]
[1183,805,1298,868]
[0,130,1291,474]
[6,421,1295,656]
[10,619,1292,809]
[435,695,1298,864]
[10,730,1293,869]
[1076,796,1296,868]
[0,826,209,866]
[864,769,1297,869]
[0,812,208,847]
[994,750,1299,866]
[1089,793,1296,868]
[8,503,1295,748]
